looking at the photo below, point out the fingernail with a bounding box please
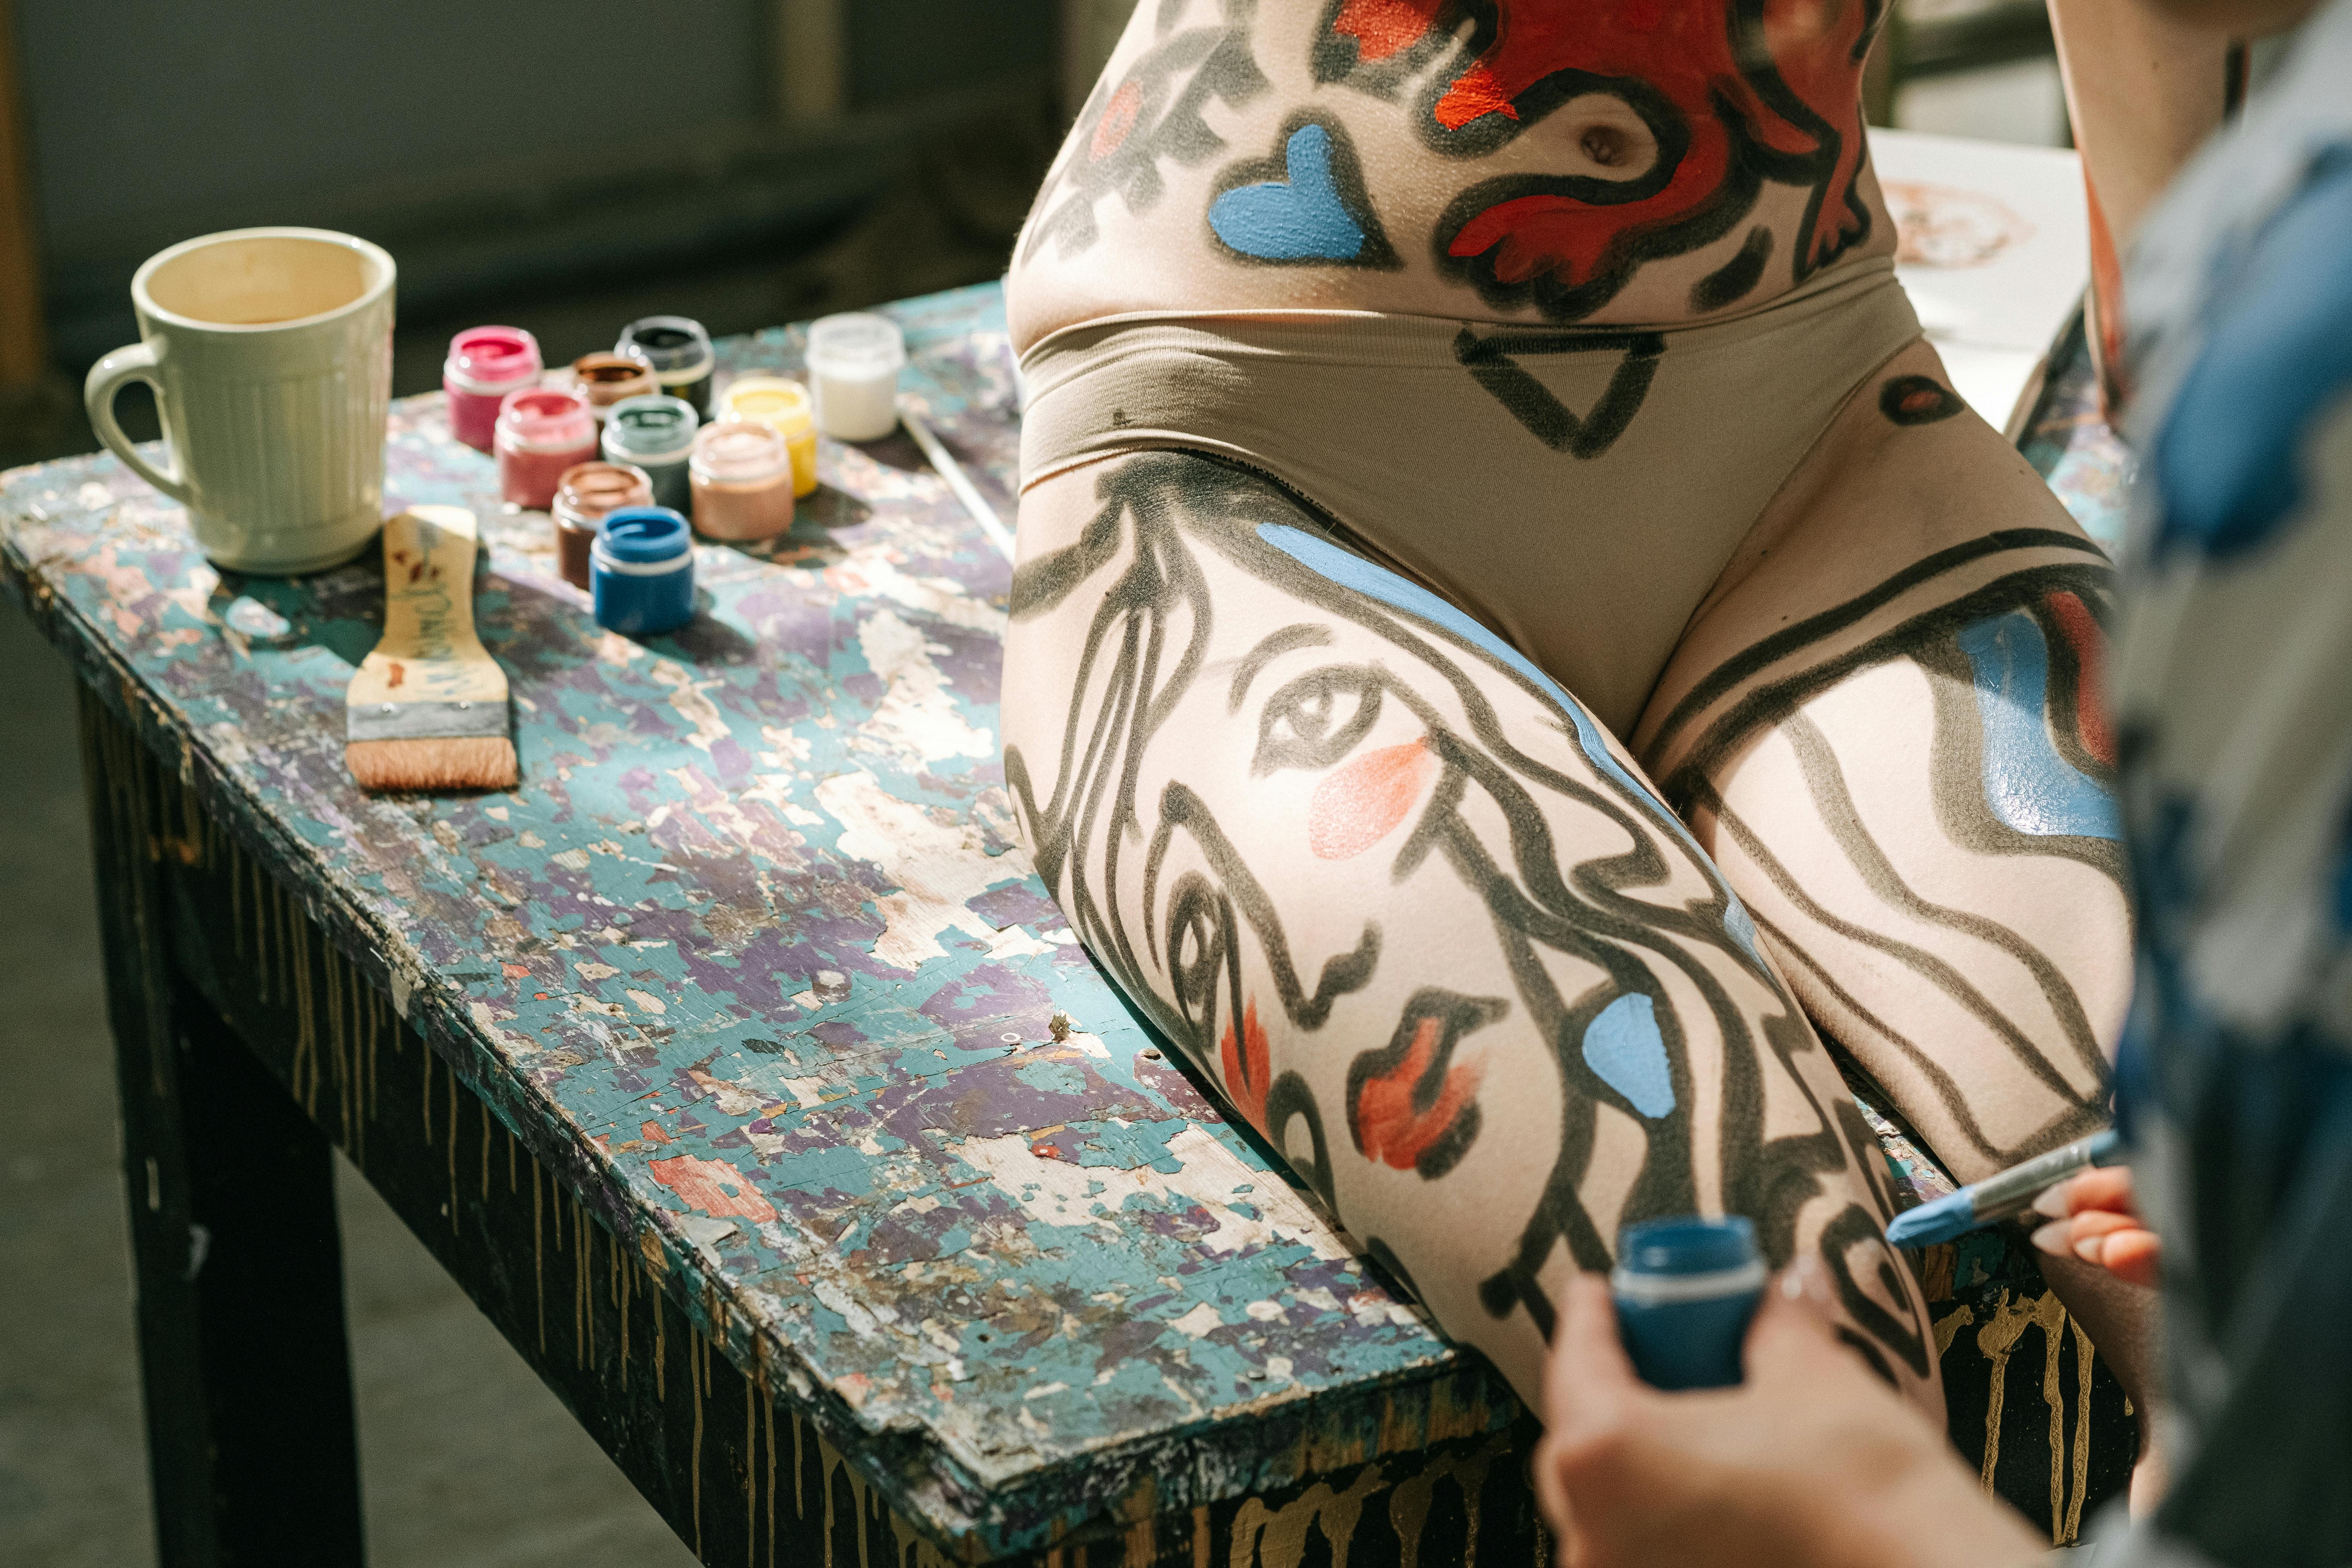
[2031,1220,2069,1255]
[2076,1233,2107,1263]
[2032,1180,2073,1219]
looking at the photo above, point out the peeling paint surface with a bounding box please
[0,285,1505,1558]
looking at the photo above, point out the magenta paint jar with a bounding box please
[495,387,598,511]
[444,326,543,453]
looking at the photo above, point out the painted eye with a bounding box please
[1254,667,1381,775]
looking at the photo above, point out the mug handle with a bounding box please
[84,340,193,504]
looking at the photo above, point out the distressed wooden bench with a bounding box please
[0,283,2132,1566]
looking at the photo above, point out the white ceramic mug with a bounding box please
[84,227,396,574]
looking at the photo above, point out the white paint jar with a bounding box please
[804,312,905,441]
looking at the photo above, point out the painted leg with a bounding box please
[1003,453,1942,1412]
[83,692,366,1568]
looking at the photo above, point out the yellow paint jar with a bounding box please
[719,376,819,498]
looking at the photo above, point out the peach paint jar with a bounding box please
[718,376,818,498]
[495,387,599,511]
[571,349,657,424]
[551,461,652,590]
[689,418,794,542]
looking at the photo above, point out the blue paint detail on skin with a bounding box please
[2153,149,2352,560]
[1582,993,1675,1118]
[1255,522,1766,960]
[1954,610,2121,842]
[1210,124,1366,262]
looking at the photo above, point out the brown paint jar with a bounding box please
[571,349,658,422]
[552,461,653,589]
[689,418,794,542]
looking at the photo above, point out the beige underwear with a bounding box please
[1018,257,1923,736]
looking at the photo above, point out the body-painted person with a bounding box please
[1531,0,2352,1563]
[1003,0,2157,1435]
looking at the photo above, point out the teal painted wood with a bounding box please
[0,283,1511,1561]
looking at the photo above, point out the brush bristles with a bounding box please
[346,737,518,793]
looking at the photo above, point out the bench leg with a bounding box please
[85,694,367,1567]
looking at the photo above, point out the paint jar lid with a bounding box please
[720,376,813,437]
[689,417,791,484]
[496,387,596,450]
[617,315,715,378]
[806,312,905,377]
[595,507,692,565]
[553,462,652,526]
[1617,1216,1758,1277]
[446,325,542,393]
[603,395,700,462]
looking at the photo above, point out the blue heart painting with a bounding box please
[1210,123,1368,263]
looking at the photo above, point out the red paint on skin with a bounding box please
[2044,591,2115,766]
[1354,1015,1485,1171]
[649,1153,778,1222]
[1219,999,1272,1131]
[1091,80,1142,161]
[1308,738,1435,860]
[1331,0,1876,290]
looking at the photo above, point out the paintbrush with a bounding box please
[345,505,518,792]
[1884,1128,2124,1248]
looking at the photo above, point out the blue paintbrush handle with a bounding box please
[1884,1129,2124,1248]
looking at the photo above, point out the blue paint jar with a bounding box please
[602,395,698,513]
[1612,1216,1767,1391]
[591,507,694,636]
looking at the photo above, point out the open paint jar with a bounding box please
[805,312,905,441]
[591,506,694,635]
[552,461,652,590]
[616,315,715,420]
[717,376,818,498]
[444,326,542,453]
[495,387,599,511]
[689,418,794,542]
[602,394,698,513]
[572,350,657,423]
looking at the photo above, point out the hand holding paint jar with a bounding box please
[1611,1217,1767,1390]
[805,312,904,441]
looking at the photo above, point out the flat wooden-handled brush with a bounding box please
[345,505,518,792]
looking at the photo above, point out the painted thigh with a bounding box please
[1002,451,1939,1410]
[1636,342,2130,1186]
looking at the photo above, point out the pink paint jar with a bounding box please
[444,326,542,453]
[689,418,794,541]
[495,388,598,511]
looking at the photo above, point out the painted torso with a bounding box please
[1009,0,1898,351]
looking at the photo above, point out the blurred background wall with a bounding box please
[0,3,2081,1565]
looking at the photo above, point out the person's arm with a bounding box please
[1537,1265,2043,1568]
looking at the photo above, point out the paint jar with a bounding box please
[616,315,716,420]
[592,506,694,636]
[495,387,599,511]
[601,394,698,514]
[571,350,657,423]
[551,461,652,591]
[804,312,905,441]
[1611,1216,1767,1391]
[717,376,818,498]
[443,326,542,453]
[688,418,794,542]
